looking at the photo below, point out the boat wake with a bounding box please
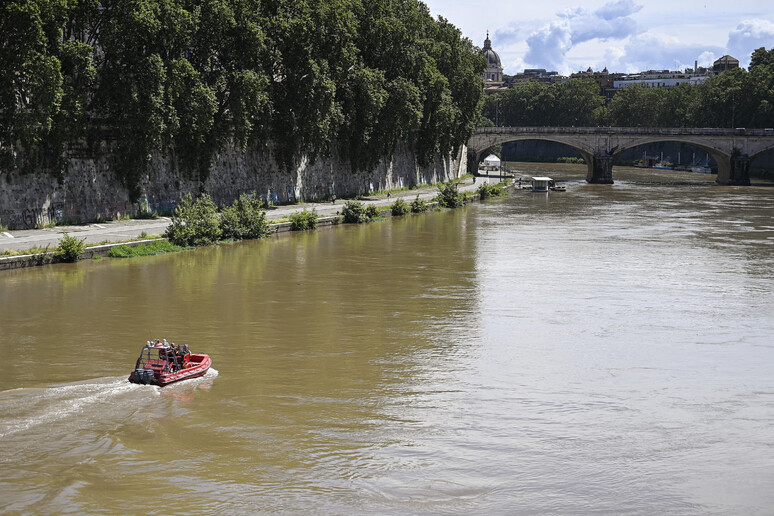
[0,369,218,439]
[157,367,219,399]
[0,377,151,439]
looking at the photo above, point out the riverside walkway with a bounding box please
[0,175,501,255]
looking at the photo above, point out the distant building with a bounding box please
[482,32,505,94]
[509,68,560,86]
[523,69,557,77]
[570,67,618,99]
[613,71,709,90]
[713,55,739,73]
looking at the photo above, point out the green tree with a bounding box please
[0,0,68,171]
[220,192,269,240]
[550,79,604,126]
[1,0,486,193]
[750,47,774,69]
[165,193,221,246]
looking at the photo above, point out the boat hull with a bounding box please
[129,354,211,386]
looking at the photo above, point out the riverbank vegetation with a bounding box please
[0,179,510,268]
[54,233,86,262]
[341,201,373,224]
[108,240,183,258]
[436,182,465,208]
[476,182,506,199]
[411,195,429,213]
[390,199,410,216]
[219,193,270,240]
[1,0,486,200]
[165,192,270,246]
[289,210,319,231]
[481,47,774,129]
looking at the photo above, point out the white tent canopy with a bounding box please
[483,154,501,167]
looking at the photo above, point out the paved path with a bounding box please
[0,175,508,253]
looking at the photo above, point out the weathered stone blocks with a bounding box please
[0,142,466,229]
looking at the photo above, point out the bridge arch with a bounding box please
[606,136,727,174]
[750,141,774,162]
[466,132,602,182]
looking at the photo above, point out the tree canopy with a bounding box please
[482,50,774,131]
[0,0,486,199]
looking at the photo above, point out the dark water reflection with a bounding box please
[1,165,773,514]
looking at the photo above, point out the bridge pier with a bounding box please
[467,149,480,175]
[586,153,614,184]
[730,155,752,185]
[716,154,752,185]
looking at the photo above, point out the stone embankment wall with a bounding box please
[0,142,466,229]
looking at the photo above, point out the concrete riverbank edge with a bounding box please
[0,206,421,271]
[0,180,512,271]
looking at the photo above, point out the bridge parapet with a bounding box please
[474,126,774,137]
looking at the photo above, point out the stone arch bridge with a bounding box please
[467,126,774,185]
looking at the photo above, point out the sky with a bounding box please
[423,0,774,75]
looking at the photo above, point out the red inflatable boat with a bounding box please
[128,340,211,386]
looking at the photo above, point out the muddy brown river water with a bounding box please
[1,164,773,514]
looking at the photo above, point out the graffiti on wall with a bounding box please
[0,201,135,229]
[0,204,65,229]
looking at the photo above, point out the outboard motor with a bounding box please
[133,368,155,385]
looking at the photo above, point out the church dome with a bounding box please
[482,31,504,85]
[483,33,501,68]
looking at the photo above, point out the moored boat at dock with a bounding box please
[531,176,552,192]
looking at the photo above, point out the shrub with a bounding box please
[391,198,410,216]
[410,195,428,213]
[436,181,464,208]
[55,233,86,262]
[289,209,319,231]
[477,182,505,200]
[341,200,369,223]
[136,210,158,219]
[365,204,380,219]
[220,193,269,240]
[164,194,222,247]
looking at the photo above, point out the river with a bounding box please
[1,164,773,514]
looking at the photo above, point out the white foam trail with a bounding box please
[0,378,153,438]
[0,370,220,438]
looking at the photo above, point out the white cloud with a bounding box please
[525,21,574,71]
[697,51,718,66]
[426,0,774,74]
[603,45,626,65]
[594,0,642,20]
[618,33,723,72]
[726,19,774,66]
[522,0,644,73]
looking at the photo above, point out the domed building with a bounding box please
[713,55,739,74]
[482,31,503,85]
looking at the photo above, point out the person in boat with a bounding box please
[168,343,181,370]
